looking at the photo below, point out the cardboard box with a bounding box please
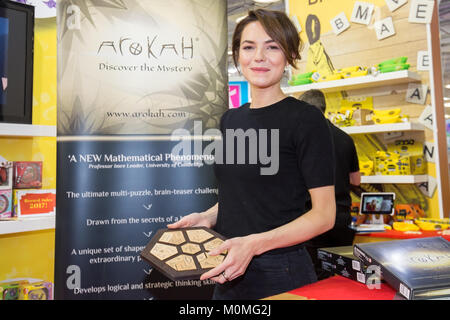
[19,281,53,300]
[14,189,56,218]
[0,161,13,190]
[354,237,450,299]
[317,246,381,285]
[0,190,13,219]
[373,151,425,175]
[13,161,42,189]
[352,108,374,125]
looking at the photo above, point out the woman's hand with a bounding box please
[167,212,213,229]
[200,234,260,284]
[167,203,218,229]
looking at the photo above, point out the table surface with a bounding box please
[270,275,397,300]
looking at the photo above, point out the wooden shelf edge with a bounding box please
[283,70,421,94]
[341,122,425,135]
[361,175,428,184]
[0,216,55,235]
[0,123,57,137]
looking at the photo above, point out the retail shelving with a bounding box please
[0,123,56,137]
[341,122,425,135]
[361,175,428,184]
[0,217,55,235]
[282,70,421,94]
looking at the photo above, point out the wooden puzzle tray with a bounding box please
[140,227,227,281]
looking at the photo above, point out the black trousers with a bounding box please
[212,246,317,300]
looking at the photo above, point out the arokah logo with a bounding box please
[97,35,196,60]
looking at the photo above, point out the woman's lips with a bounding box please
[250,67,270,72]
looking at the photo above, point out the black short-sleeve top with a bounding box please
[214,96,335,240]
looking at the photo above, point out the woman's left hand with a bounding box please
[200,234,259,283]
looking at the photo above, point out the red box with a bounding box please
[0,161,13,190]
[13,162,42,189]
[14,189,56,218]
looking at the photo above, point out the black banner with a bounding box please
[55,139,218,299]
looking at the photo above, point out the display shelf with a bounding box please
[0,216,55,235]
[361,175,428,184]
[282,70,421,94]
[341,122,425,135]
[0,123,56,137]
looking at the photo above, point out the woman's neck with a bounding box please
[249,85,287,109]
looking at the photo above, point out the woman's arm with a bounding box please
[167,203,218,229]
[251,185,335,255]
[200,185,335,283]
[349,171,361,186]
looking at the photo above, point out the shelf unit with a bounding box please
[361,175,428,184]
[282,70,421,94]
[0,217,55,235]
[0,123,56,137]
[0,123,57,234]
[340,122,425,135]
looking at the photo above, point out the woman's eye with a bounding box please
[267,45,279,50]
[242,46,254,50]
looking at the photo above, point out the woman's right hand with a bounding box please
[167,212,213,229]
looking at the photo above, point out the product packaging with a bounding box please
[13,161,43,189]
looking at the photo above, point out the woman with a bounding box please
[168,9,336,300]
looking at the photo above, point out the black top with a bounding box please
[328,120,359,212]
[214,97,335,247]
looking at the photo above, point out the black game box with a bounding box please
[318,246,381,285]
[353,237,450,299]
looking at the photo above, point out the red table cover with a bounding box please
[288,275,397,300]
[357,229,450,240]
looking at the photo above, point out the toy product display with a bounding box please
[288,71,314,86]
[18,281,53,300]
[13,189,56,218]
[414,218,450,231]
[317,73,343,82]
[373,150,426,176]
[379,64,410,73]
[0,161,13,190]
[394,204,426,221]
[288,65,370,86]
[387,140,426,175]
[0,280,53,300]
[372,108,407,124]
[141,227,227,281]
[376,56,410,73]
[359,159,374,176]
[336,66,369,79]
[393,221,421,232]
[13,162,43,189]
[0,280,27,300]
[0,190,13,219]
[387,139,423,156]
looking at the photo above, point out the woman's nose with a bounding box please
[254,47,265,62]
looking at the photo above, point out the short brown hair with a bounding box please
[299,89,326,114]
[232,9,301,69]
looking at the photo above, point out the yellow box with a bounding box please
[341,96,373,111]
[18,281,53,300]
[374,152,426,175]
[359,159,374,176]
[335,66,362,74]
[342,69,368,78]
[387,140,423,157]
[372,109,402,124]
[317,74,343,82]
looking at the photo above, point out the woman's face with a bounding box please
[238,21,287,90]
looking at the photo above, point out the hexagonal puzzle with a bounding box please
[140,227,227,281]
